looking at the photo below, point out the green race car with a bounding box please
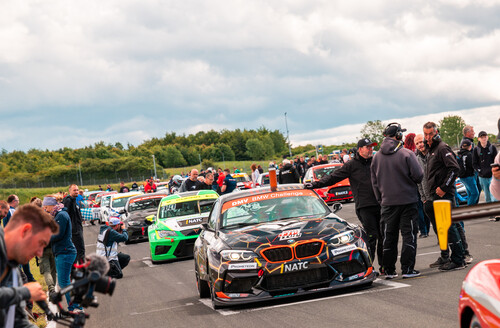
[148,190,219,263]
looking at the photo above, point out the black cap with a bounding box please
[460,139,472,148]
[357,138,378,148]
[478,131,488,137]
[384,123,407,138]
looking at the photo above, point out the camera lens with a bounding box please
[95,276,116,296]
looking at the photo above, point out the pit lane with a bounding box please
[75,200,499,328]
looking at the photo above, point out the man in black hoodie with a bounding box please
[278,159,300,184]
[457,139,479,205]
[472,131,498,202]
[63,184,85,263]
[307,138,383,272]
[371,123,423,279]
[423,122,466,271]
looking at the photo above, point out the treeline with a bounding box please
[0,127,287,187]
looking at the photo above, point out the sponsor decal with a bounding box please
[347,273,362,281]
[177,216,207,227]
[228,263,258,270]
[336,191,348,196]
[279,229,302,240]
[221,190,317,213]
[331,244,357,256]
[283,261,309,272]
[130,195,164,203]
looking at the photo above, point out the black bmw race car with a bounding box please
[194,184,376,308]
[122,193,167,243]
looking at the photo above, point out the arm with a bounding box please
[439,146,460,193]
[370,160,382,203]
[472,147,480,171]
[50,212,68,243]
[108,228,129,244]
[312,162,351,188]
[408,152,424,184]
[490,152,500,200]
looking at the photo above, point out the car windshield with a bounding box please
[314,167,338,180]
[233,176,249,182]
[102,196,111,207]
[260,175,270,185]
[220,193,329,229]
[129,198,163,212]
[112,196,134,208]
[159,200,199,219]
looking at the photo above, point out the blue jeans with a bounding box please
[55,252,77,310]
[417,200,430,235]
[460,176,479,205]
[478,176,498,203]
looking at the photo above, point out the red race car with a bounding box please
[459,259,500,327]
[303,163,353,204]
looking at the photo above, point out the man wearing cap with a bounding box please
[307,138,384,273]
[473,131,498,202]
[371,123,423,279]
[96,217,130,279]
[457,139,479,205]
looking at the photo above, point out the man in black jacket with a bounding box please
[307,138,383,272]
[371,123,423,279]
[278,159,300,184]
[457,139,479,205]
[423,122,466,271]
[63,184,85,263]
[472,131,498,202]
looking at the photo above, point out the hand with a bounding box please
[493,166,500,180]
[25,282,46,302]
[303,183,314,189]
[436,187,445,197]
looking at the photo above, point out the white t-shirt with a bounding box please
[343,154,350,163]
[252,170,260,188]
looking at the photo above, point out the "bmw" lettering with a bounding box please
[284,262,309,272]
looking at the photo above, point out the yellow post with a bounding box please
[433,200,452,251]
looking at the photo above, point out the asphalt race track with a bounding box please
[73,200,499,328]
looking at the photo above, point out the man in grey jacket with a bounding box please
[415,134,431,238]
[1,205,59,327]
[371,123,423,279]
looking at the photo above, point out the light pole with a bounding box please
[198,153,202,170]
[152,155,157,180]
[284,112,292,157]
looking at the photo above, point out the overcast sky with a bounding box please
[1,0,499,152]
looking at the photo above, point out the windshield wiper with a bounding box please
[221,222,256,229]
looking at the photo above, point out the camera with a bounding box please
[47,254,116,327]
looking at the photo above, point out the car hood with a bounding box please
[219,215,355,250]
[125,208,157,221]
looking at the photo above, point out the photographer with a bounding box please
[1,205,58,328]
[96,217,130,279]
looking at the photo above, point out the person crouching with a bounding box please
[96,217,130,279]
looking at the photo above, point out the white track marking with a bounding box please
[142,260,155,268]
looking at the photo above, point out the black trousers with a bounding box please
[380,203,418,274]
[108,252,131,279]
[356,205,383,267]
[424,194,464,265]
[72,230,86,264]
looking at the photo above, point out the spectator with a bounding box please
[331,154,341,163]
[98,185,103,191]
[341,149,350,163]
[308,138,383,273]
[63,184,85,263]
[404,133,416,153]
[96,217,130,279]
[472,131,498,202]
[197,172,214,190]
[119,182,130,193]
[299,157,307,179]
[216,168,225,190]
[1,204,58,327]
[423,122,467,271]
[490,152,500,200]
[0,201,8,223]
[2,194,19,227]
[371,122,423,279]
[257,165,264,174]
[278,159,300,184]
[221,169,237,195]
[131,181,139,191]
[457,139,479,205]
[414,134,431,238]
[179,169,201,192]
[318,154,328,165]
[251,163,260,188]
[106,184,113,191]
[462,125,482,200]
[233,167,241,173]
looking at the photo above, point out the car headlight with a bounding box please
[220,250,258,262]
[329,231,355,246]
[158,230,177,238]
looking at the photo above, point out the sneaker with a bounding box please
[385,271,398,280]
[418,234,429,238]
[429,257,450,268]
[402,270,421,278]
[464,254,473,264]
[439,261,466,271]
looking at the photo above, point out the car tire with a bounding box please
[470,314,481,328]
[195,265,210,298]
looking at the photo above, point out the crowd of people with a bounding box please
[0,184,130,327]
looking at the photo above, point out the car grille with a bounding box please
[224,274,259,293]
[295,241,323,259]
[263,267,330,290]
[173,239,196,258]
[328,186,351,196]
[180,228,201,237]
[261,247,293,262]
[332,258,367,277]
[261,240,325,263]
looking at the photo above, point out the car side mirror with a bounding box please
[200,223,214,232]
[331,203,342,213]
[146,215,155,222]
[118,209,126,215]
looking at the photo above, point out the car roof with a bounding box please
[218,184,304,203]
[159,190,219,205]
[111,191,143,200]
[128,192,168,202]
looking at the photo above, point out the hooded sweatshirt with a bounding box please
[472,141,498,178]
[371,137,423,206]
